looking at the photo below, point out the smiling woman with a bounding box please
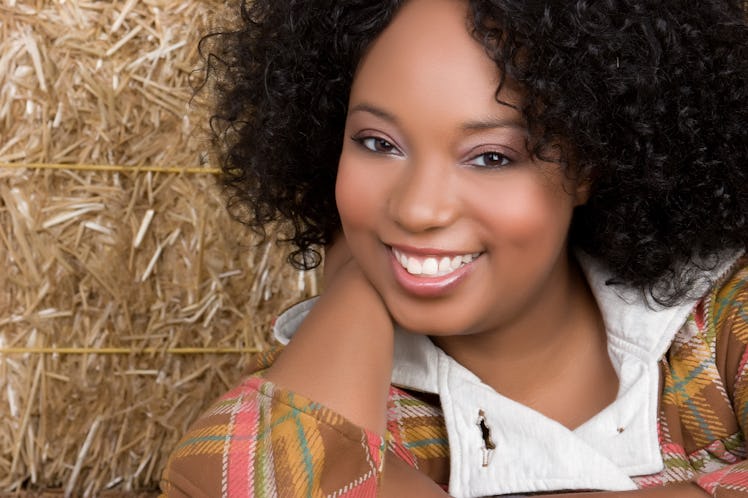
[335,1,614,432]
[160,0,748,496]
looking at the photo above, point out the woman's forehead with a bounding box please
[349,0,522,125]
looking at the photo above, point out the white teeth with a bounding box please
[406,257,422,275]
[393,249,480,277]
[421,257,439,276]
[438,257,451,273]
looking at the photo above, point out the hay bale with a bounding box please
[0,1,318,495]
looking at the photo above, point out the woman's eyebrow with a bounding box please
[348,103,524,133]
[460,117,525,132]
[348,103,399,124]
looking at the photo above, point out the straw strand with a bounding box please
[0,347,261,355]
[0,162,221,175]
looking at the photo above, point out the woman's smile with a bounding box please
[390,246,482,277]
[388,245,482,298]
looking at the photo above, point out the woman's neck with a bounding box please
[431,256,618,428]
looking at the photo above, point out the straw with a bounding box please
[0,1,322,494]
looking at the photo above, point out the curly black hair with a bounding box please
[203,0,748,304]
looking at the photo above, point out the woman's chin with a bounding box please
[388,309,461,337]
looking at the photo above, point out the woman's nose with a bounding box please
[387,160,458,233]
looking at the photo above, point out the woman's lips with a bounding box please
[389,247,481,297]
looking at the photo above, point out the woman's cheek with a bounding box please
[335,158,374,230]
[472,175,574,250]
[336,145,400,227]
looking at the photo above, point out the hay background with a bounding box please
[1,1,317,495]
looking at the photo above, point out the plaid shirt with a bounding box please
[161,258,748,497]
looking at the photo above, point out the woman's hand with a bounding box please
[265,234,395,434]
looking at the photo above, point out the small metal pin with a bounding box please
[476,409,496,467]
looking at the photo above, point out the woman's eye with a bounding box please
[358,137,399,154]
[469,151,511,169]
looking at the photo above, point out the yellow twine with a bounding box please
[0,347,260,355]
[0,162,221,175]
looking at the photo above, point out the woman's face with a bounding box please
[336,0,587,338]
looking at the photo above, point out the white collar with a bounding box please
[274,251,744,497]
